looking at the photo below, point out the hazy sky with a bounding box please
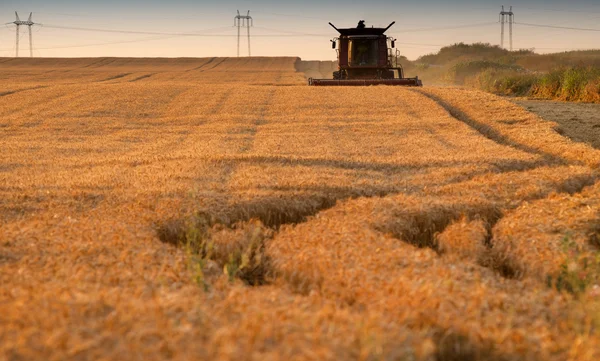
[1,1,599,59]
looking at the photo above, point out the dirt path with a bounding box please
[513,99,600,149]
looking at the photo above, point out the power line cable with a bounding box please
[514,13,600,41]
[393,22,498,33]
[6,15,599,56]
[0,32,326,53]
[34,11,219,22]
[252,26,328,36]
[250,11,329,21]
[0,33,452,52]
[439,5,600,15]
[0,35,180,52]
[516,22,600,32]
[395,42,446,47]
[38,24,337,37]
[0,21,504,54]
[39,24,237,36]
[516,6,600,14]
[244,22,499,36]
[530,46,600,50]
[38,21,500,37]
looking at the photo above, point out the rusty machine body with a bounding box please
[308,21,422,86]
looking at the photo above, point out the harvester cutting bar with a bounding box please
[308,78,423,86]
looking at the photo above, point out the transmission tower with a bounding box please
[12,12,36,57]
[499,6,514,51]
[234,10,253,57]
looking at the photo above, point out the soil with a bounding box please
[513,99,600,150]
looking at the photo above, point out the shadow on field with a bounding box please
[374,201,502,254]
[156,194,340,286]
[434,329,524,361]
[213,154,554,175]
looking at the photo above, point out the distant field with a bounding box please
[1,57,600,361]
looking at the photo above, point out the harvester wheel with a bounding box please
[332,71,341,80]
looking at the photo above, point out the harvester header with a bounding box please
[308,20,422,87]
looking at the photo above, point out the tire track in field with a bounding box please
[158,81,599,305]
[0,86,47,97]
[155,87,239,208]
[186,57,216,72]
[129,73,154,82]
[261,186,597,361]
[219,87,276,184]
[159,144,597,302]
[199,57,228,72]
[80,58,108,68]
[230,71,281,156]
[411,88,568,166]
[201,79,573,220]
[207,88,234,118]
[82,58,117,69]
[0,87,77,118]
[55,59,113,74]
[197,79,279,208]
[51,58,114,76]
[97,73,132,82]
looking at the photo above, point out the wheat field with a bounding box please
[1,56,600,361]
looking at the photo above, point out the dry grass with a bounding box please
[1,56,600,360]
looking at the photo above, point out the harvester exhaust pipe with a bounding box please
[329,22,340,33]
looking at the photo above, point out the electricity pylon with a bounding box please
[234,10,253,57]
[13,12,36,57]
[500,6,514,51]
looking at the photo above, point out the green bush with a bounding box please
[546,236,600,297]
[516,50,600,72]
[531,67,600,102]
[533,69,562,98]
[466,68,536,96]
[417,43,517,66]
[178,213,273,289]
[448,60,524,85]
[458,65,600,102]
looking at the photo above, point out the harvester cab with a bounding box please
[308,20,423,86]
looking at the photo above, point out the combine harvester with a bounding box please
[308,20,423,86]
